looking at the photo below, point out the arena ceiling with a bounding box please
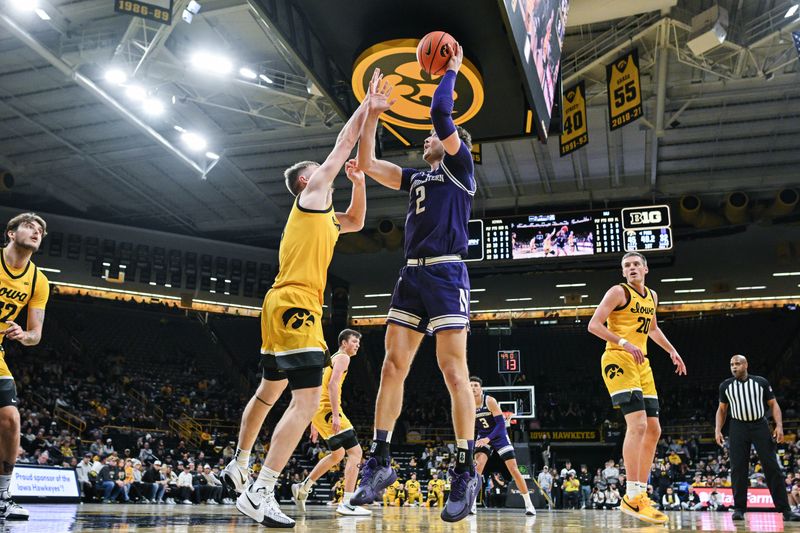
[0,0,799,251]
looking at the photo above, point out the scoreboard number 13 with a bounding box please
[498,350,521,374]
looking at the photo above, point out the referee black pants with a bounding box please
[729,419,789,512]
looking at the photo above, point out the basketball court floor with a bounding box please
[7,504,800,532]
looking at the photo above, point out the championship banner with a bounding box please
[471,144,482,165]
[530,429,600,442]
[689,487,775,510]
[559,81,588,156]
[114,0,173,25]
[606,49,643,131]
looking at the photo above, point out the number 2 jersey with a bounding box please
[400,142,475,259]
[0,251,49,378]
[605,283,655,355]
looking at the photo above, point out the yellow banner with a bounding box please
[559,81,588,156]
[606,49,643,131]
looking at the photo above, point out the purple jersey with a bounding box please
[475,395,498,439]
[400,142,475,259]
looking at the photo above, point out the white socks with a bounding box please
[627,481,645,498]
[302,476,315,490]
[521,491,532,508]
[253,465,280,491]
[343,491,354,506]
[0,475,9,496]
[234,448,250,469]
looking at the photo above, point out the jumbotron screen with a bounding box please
[466,205,672,263]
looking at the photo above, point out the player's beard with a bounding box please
[15,238,39,252]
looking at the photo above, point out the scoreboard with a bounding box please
[466,205,671,263]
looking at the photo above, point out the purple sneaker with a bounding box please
[350,457,397,505]
[441,468,481,523]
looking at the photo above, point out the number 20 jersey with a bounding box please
[400,143,475,260]
[605,283,655,356]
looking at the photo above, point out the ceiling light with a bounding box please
[125,85,146,101]
[11,0,36,11]
[181,132,207,151]
[674,288,706,293]
[191,52,232,75]
[470,300,480,304]
[239,67,257,80]
[142,98,164,116]
[471,288,486,293]
[173,125,186,133]
[735,286,766,291]
[786,4,799,17]
[352,305,378,309]
[364,293,392,298]
[773,272,800,277]
[34,8,50,20]
[259,73,274,84]
[205,151,220,160]
[105,69,127,85]
[505,297,532,302]
[38,267,61,273]
[556,283,586,288]
[165,284,172,288]
[149,282,157,286]
[661,277,694,283]
[581,294,589,298]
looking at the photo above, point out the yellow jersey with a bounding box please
[319,351,348,412]
[605,283,655,355]
[271,197,340,306]
[406,480,421,493]
[428,479,445,493]
[0,251,49,378]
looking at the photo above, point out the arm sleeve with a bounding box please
[430,70,456,140]
[719,381,729,404]
[29,270,50,309]
[486,418,508,440]
[441,143,476,192]
[400,168,417,192]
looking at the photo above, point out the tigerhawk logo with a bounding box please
[282,307,315,329]
[604,364,624,380]
[566,90,576,101]
[616,58,627,71]
[351,39,484,131]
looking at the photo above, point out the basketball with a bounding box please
[416,31,457,76]
[561,225,569,232]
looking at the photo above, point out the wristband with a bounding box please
[618,339,628,347]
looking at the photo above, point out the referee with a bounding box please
[715,355,800,522]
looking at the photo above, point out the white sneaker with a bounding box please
[336,502,372,516]
[0,497,29,520]
[207,499,219,505]
[525,506,537,516]
[181,499,193,504]
[292,482,310,512]
[237,485,295,528]
[470,501,477,515]
[221,460,252,494]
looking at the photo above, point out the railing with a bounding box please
[54,405,86,435]
[192,418,240,433]
[125,386,164,421]
[169,414,203,447]
[101,425,167,435]
[743,2,799,44]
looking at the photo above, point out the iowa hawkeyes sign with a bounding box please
[351,39,484,144]
[604,364,624,380]
[282,307,315,330]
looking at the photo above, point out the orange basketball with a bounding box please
[416,31,457,76]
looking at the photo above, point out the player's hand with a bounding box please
[367,70,396,116]
[774,425,784,443]
[476,438,490,448]
[3,321,25,342]
[714,430,724,447]
[344,159,364,185]
[331,414,341,435]
[310,426,318,444]
[670,351,687,376]
[445,41,463,73]
[623,342,645,365]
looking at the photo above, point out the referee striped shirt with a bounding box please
[719,375,774,422]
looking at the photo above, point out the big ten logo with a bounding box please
[630,210,662,225]
[352,39,484,131]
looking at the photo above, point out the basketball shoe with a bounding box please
[0,494,28,520]
[221,460,252,494]
[336,501,372,516]
[291,482,309,512]
[350,457,396,505]
[620,492,668,524]
[236,484,295,528]
[441,468,481,523]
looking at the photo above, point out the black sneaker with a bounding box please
[731,509,745,521]
[351,457,396,506]
[783,510,800,522]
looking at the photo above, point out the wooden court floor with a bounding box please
[8,503,800,532]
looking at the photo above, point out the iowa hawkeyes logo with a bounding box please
[616,59,627,72]
[332,216,341,232]
[566,90,576,101]
[352,39,484,131]
[282,307,315,329]
[604,364,624,380]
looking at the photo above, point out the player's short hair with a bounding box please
[338,328,361,346]
[5,212,47,245]
[283,161,319,197]
[469,376,482,385]
[622,251,647,266]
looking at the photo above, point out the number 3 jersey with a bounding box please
[400,142,475,260]
[605,283,655,355]
[475,394,498,439]
[0,252,49,378]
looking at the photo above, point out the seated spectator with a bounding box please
[707,490,726,512]
[176,463,195,504]
[605,484,621,509]
[561,472,580,509]
[76,453,94,501]
[661,486,681,511]
[142,460,166,503]
[591,486,606,510]
[682,490,704,511]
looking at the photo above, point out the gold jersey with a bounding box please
[271,198,340,306]
[319,351,348,412]
[605,283,655,355]
[1,251,49,379]
[406,480,421,493]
